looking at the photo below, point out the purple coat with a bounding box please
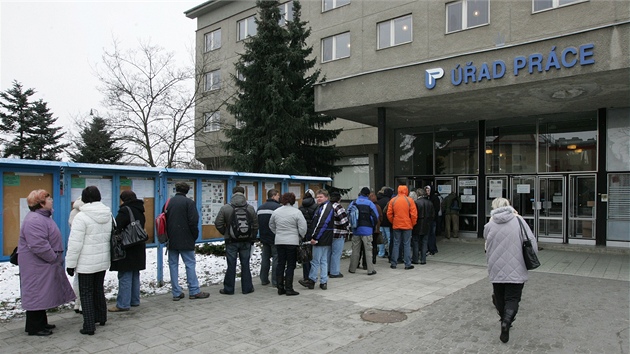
[18,209,75,311]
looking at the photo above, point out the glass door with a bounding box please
[569,174,596,243]
[511,176,536,232]
[538,176,564,240]
[457,176,478,235]
[486,176,508,223]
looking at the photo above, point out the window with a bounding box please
[204,111,220,132]
[323,0,350,12]
[204,70,221,91]
[377,15,412,49]
[279,1,294,26]
[237,15,257,41]
[446,0,489,33]
[321,32,350,62]
[204,29,221,52]
[533,0,585,12]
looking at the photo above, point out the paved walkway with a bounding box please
[1,239,628,353]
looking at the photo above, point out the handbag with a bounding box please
[296,236,312,264]
[517,217,540,270]
[374,232,385,245]
[9,246,18,266]
[111,217,126,261]
[120,206,149,248]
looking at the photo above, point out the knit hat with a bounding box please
[330,191,341,202]
[360,187,371,196]
[304,189,315,199]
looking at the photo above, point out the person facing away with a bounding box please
[484,197,538,344]
[19,189,75,337]
[66,186,112,335]
[328,191,350,278]
[298,188,318,284]
[442,190,462,239]
[269,192,308,296]
[299,189,335,290]
[68,196,84,314]
[215,186,259,295]
[386,185,418,270]
[412,188,435,265]
[109,190,146,312]
[424,185,440,255]
[256,189,281,287]
[376,186,394,259]
[165,182,209,301]
[348,187,380,275]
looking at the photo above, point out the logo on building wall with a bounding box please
[424,43,595,90]
[425,68,444,90]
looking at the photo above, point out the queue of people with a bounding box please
[13,184,534,344]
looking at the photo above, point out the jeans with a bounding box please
[224,242,253,294]
[328,237,345,275]
[378,227,391,257]
[427,221,438,254]
[349,235,375,273]
[260,242,278,286]
[309,245,331,284]
[391,229,412,267]
[276,245,297,280]
[168,249,200,297]
[116,270,140,309]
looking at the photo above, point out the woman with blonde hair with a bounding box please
[484,197,537,343]
[19,189,75,336]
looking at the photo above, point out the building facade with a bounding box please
[185,0,629,247]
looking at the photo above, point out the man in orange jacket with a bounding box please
[386,185,418,270]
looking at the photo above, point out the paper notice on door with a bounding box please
[489,180,503,198]
[517,184,531,194]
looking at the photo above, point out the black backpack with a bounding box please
[230,204,253,241]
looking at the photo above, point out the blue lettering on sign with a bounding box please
[425,43,595,89]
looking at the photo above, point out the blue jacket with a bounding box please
[351,195,380,236]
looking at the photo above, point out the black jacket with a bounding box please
[412,198,435,236]
[376,193,393,228]
[111,199,146,272]
[165,193,199,250]
[257,199,281,244]
[299,197,318,230]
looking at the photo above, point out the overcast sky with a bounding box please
[0,0,200,132]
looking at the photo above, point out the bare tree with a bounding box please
[95,39,228,168]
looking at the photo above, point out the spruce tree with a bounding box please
[0,81,35,158]
[69,115,125,164]
[224,0,341,175]
[26,100,70,161]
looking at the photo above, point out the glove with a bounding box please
[66,268,75,277]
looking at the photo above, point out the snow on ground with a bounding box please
[0,242,263,322]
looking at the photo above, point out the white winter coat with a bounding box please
[66,201,112,274]
[483,206,537,284]
[270,205,307,246]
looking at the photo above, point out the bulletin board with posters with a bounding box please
[2,172,53,255]
[236,181,259,212]
[120,177,156,243]
[289,183,305,207]
[200,179,227,239]
[70,175,114,210]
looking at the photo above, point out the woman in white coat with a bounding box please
[484,197,538,344]
[269,192,307,296]
[65,186,112,335]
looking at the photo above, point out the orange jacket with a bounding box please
[386,185,418,230]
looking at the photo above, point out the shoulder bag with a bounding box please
[120,206,149,248]
[517,217,540,270]
[9,246,18,265]
[111,217,126,261]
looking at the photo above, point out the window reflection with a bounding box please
[538,112,597,172]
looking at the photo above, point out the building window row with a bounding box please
[204,28,221,52]
[377,14,412,50]
[204,111,220,132]
[533,0,585,13]
[323,0,350,12]
[204,70,221,91]
[322,32,351,62]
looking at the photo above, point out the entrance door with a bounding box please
[510,176,565,242]
[568,174,596,244]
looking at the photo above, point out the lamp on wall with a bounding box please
[485,147,493,154]
[567,144,577,150]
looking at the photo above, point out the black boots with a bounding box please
[298,278,315,289]
[500,309,517,343]
[277,276,286,295]
[284,276,299,296]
